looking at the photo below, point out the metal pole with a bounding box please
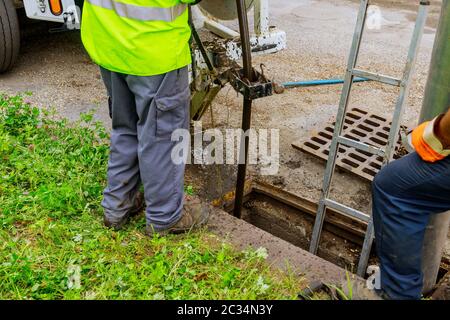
[254,0,270,36]
[233,0,255,218]
[419,0,450,294]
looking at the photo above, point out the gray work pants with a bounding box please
[100,66,190,230]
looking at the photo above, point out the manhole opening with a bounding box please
[223,181,450,282]
[237,186,371,272]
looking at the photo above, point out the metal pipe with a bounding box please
[235,0,254,80]
[419,0,450,122]
[254,0,270,35]
[233,0,255,218]
[204,19,240,39]
[188,8,197,90]
[282,77,370,88]
[191,23,217,76]
[419,0,450,294]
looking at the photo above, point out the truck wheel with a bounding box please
[0,0,20,73]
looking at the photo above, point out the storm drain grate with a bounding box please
[292,108,409,182]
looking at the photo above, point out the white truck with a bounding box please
[0,0,82,73]
[1,0,286,120]
[0,0,285,74]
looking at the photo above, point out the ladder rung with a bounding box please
[337,136,385,157]
[352,69,401,87]
[324,199,370,223]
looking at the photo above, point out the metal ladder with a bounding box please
[309,0,430,277]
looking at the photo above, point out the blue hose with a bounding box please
[282,77,371,88]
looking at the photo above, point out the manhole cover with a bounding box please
[292,108,409,182]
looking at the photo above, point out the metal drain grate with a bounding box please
[292,108,409,182]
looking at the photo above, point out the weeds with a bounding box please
[326,271,354,300]
[0,94,302,300]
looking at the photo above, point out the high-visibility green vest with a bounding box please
[81,0,196,76]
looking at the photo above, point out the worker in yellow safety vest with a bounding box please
[81,0,209,236]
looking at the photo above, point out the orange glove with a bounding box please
[410,115,450,162]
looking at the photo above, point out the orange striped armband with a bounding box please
[411,116,450,163]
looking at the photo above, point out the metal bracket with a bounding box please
[228,68,273,100]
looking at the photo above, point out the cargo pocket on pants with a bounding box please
[155,95,187,140]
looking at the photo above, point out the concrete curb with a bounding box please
[206,206,383,299]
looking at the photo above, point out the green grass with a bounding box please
[325,270,354,300]
[0,94,302,300]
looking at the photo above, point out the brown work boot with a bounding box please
[145,195,210,237]
[104,192,145,231]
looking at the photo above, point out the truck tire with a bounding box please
[0,0,20,73]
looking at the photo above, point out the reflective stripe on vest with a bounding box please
[85,0,187,22]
